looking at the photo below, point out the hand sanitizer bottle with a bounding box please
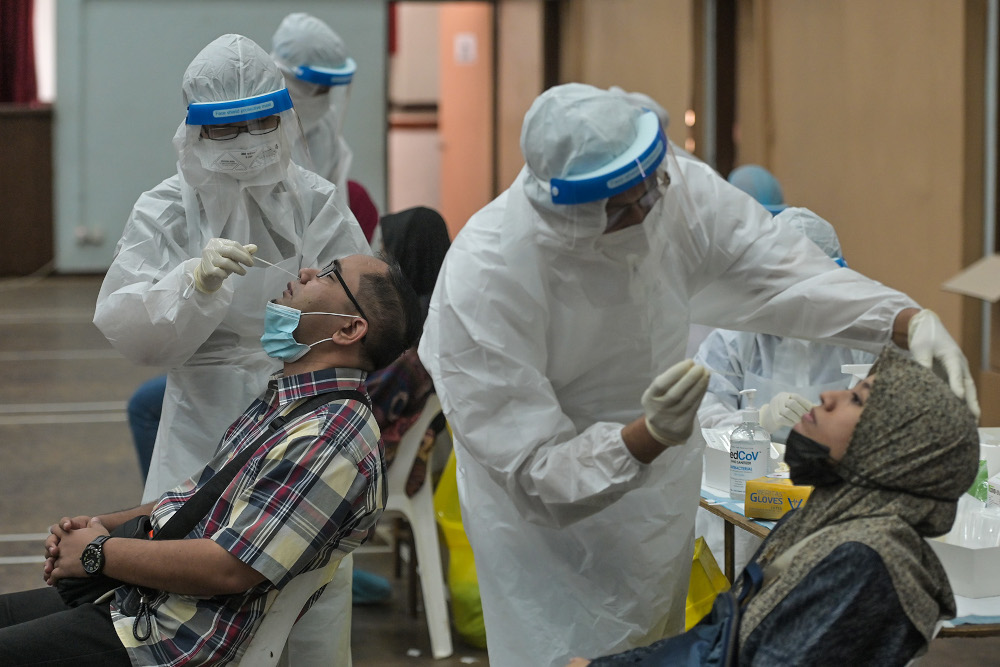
[729,389,771,501]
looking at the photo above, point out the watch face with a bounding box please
[81,539,106,575]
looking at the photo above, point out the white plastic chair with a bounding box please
[237,564,337,667]
[383,392,454,659]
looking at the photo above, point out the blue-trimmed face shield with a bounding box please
[604,170,670,233]
[181,88,297,182]
[291,58,356,88]
[549,111,667,205]
[185,88,294,126]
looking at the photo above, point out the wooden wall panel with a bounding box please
[0,106,53,276]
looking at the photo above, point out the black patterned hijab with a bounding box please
[739,346,980,643]
[379,206,451,326]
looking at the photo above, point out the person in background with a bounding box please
[570,347,979,666]
[694,208,877,443]
[126,375,166,483]
[726,163,787,215]
[418,83,979,667]
[270,12,387,280]
[1,255,420,666]
[272,12,356,200]
[93,34,370,666]
[349,180,381,247]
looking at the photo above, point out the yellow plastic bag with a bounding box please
[684,536,731,630]
[433,450,487,648]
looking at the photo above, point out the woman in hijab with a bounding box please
[571,346,979,666]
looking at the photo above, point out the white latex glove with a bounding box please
[192,238,258,294]
[759,392,814,433]
[908,309,981,418]
[641,360,711,446]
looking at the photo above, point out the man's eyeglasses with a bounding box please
[317,259,369,324]
[200,116,281,141]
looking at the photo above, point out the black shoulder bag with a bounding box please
[55,389,369,640]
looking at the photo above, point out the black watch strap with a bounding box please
[81,534,112,576]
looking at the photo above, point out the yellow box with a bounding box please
[744,474,813,520]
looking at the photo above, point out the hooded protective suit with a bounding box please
[94,35,368,666]
[95,34,369,499]
[417,83,919,667]
[728,164,786,215]
[695,208,877,443]
[272,13,355,195]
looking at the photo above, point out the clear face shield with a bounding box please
[282,59,355,135]
[175,86,316,306]
[540,111,681,253]
[180,87,308,186]
[639,142,711,375]
[531,110,709,376]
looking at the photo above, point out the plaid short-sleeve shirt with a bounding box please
[111,368,384,666]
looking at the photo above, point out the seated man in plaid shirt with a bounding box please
[0,253,421,666]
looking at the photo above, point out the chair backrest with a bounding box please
[381,391,455,659]
[385,392,442,494]
[236,564,338,667]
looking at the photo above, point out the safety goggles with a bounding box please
[200,116,281,141]
[604,171,670,231]
[317,259,369,324]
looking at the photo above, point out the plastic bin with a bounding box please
[685,536,730,630]
[433,450,487,648]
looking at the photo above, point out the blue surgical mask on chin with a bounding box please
[260,301,359,362]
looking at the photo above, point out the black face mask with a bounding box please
[784,430,843,487]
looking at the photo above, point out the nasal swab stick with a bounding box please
[251,256,299,279]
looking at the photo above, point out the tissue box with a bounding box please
[744,474,813,520]
[927,539,1000,599]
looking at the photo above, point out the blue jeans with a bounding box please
[127,375,167,482]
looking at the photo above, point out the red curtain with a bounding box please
[388,1,398,55]
[0,0,37,104]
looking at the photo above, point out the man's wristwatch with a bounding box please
[80,535,112,576]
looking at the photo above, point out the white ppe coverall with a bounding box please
[272,12,354,195]
[93,34,368,666]
[418,83,918,667]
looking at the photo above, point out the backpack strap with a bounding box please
[154,388,370,541]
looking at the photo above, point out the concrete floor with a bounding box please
[0,274,996,666]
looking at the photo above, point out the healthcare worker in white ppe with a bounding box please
[694,208,877,443]
[272,12,356,199]
[417,83,980,667]
[93,34,368,666]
